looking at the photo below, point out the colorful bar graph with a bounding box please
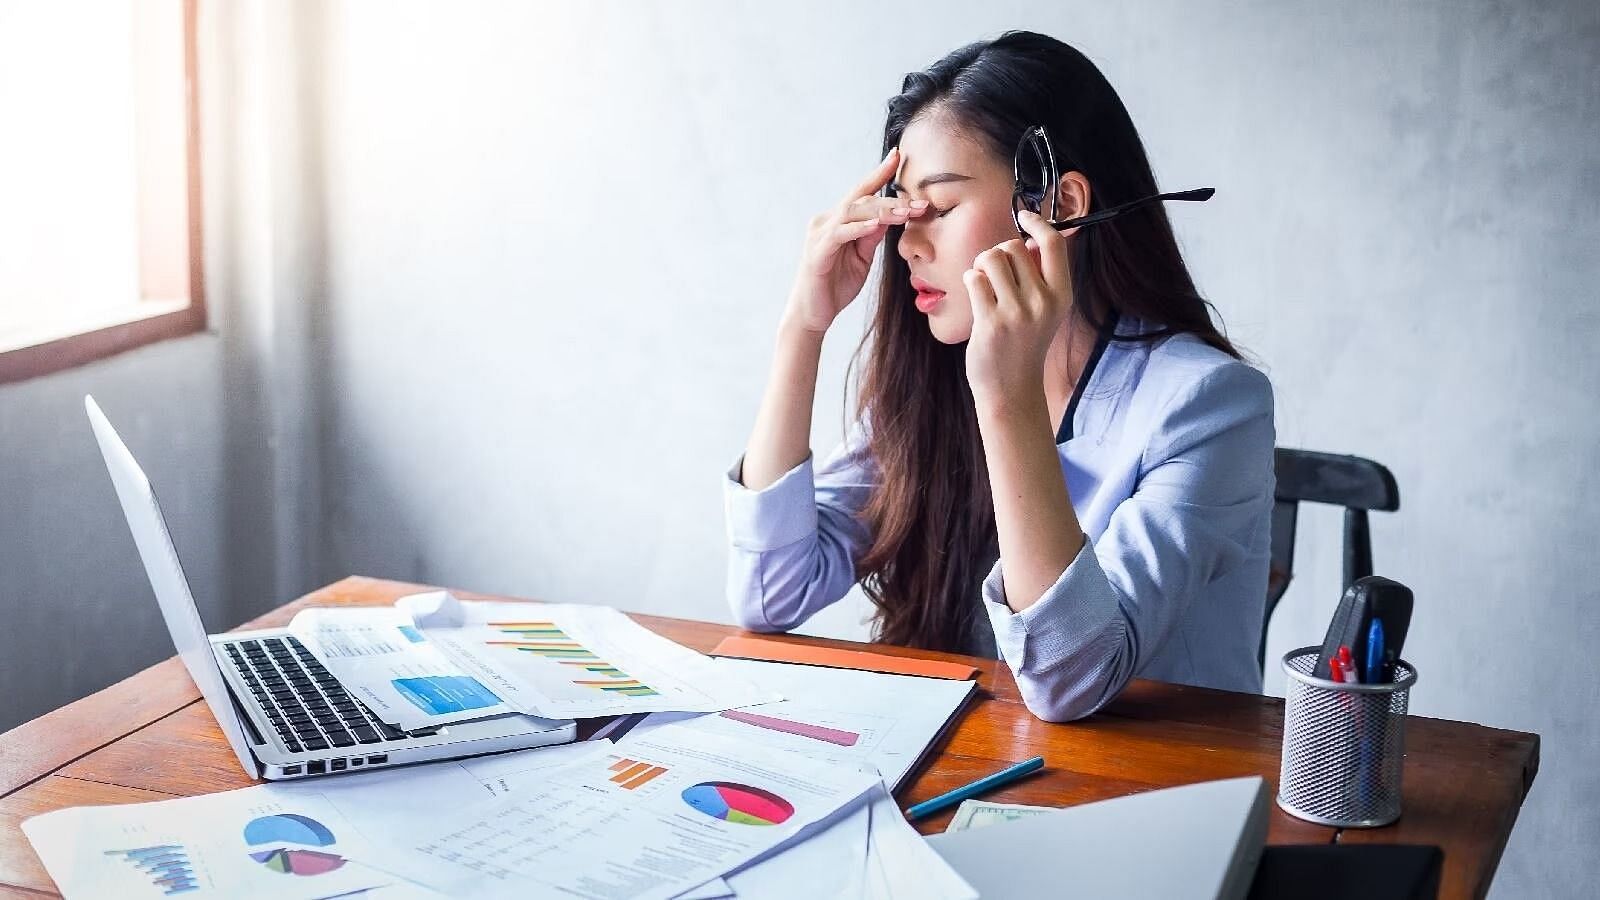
[718,709,861,747]
[486,623,660,696]
[608,758,669,790]
[106,845,199,895]
[559,662,629,676]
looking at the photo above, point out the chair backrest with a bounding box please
[1263,448,1400,671]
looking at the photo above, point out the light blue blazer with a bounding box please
[723,317,1276,722]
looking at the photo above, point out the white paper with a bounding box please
[23,786,403,899]
[401,593,780,719]
[717,783,973,900]
[287,606,514,731]
[674,877,738,899]
[621,658,975,790]
[379,724,880,900]
[853,786,976,900]
[722,789,872,898]
[457,740,619,798]
[22,741,613,900]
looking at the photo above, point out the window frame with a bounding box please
[0,0,206,386]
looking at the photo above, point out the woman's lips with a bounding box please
[914,289,946,313]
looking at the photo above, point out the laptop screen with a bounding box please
[85,395,260,779]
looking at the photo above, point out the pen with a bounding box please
[905,755,1045,821]
[1365,618,1386,684]
[1336,645,1359,684]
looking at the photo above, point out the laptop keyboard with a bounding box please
[224,636,440,754]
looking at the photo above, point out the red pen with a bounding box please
[1328,646,1348,683]
[1336,645,1359,684]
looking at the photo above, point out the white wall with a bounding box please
[259,1,1600,896]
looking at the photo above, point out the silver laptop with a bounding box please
[85,394,576,780]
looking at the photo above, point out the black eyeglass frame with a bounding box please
[1011,124,1215,237]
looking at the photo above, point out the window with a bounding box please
[0,0,204,385]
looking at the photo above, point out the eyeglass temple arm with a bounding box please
[1050,187,1215,231]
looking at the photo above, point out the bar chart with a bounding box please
[104,845,198,895]
[485,621,661,697]
[606,756,670,790]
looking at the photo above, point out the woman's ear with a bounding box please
[1054,171,1092,221]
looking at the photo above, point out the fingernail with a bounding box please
[910,199,929,208]
[892,207,909,215]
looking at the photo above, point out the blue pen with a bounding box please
[1365,618,1386,684]
[906,755,1045,821]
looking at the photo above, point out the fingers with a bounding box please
[973,245,1022,306]
[831,218,886,246]
[844,147,902,206]
[963,266,996,317]
[1014,209,1070,292]
[844,195,930,226]
[994,240,1041,308]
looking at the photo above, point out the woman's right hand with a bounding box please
[784,147,930,335]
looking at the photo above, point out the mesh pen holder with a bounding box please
[1278,646,1418,828]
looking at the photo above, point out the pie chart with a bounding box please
[680,782,795,826]
[243,813,348,876]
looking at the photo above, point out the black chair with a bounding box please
[1262,448,1400,671]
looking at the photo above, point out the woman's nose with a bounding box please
[897,222,931,263]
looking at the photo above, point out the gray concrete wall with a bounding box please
[0,338,228,730]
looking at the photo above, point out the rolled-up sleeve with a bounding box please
[984,363,1276,722]
[724,423,876,632]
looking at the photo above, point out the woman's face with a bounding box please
[891,114,1023,345]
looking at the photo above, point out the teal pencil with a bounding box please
[906,755,1046,820]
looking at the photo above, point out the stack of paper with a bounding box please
[26,593,996,899]
[286,592,780,733]
[24,725,976,900]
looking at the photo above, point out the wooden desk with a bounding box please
[0,577,1539,899]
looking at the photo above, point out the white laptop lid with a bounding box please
[925,776,1270,900]
[85,395,260,779]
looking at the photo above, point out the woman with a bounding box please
[723,31,1275,722]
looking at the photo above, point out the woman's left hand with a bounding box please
[963,209,1078,410]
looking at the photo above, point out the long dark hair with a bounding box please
[854,31,1242,651]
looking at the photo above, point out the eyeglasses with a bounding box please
[1012,124,1214,237]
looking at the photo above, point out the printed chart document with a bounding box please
[287,606,514,731]
[23,786,402,899]
[378,724,881,900]
[619,658,976,790]
[21,742,609,900]
[398,591,779,719]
